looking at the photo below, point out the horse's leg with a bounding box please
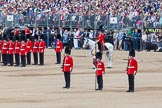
[91,48,97,69]
[107,52,112,68]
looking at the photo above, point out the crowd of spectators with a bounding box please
[0,0,162,29]
[0,0,162,52]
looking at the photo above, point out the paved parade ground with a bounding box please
[0,49,162,108]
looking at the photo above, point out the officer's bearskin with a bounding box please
[98,25,104,33]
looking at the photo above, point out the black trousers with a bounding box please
[39,52,44,65]
[15,54,20,66]
[128,74,134,91]
[2,54,8,65]
[97,76,103,89]
[27,52,31,65]
[98,42,103,53]
[64,72,71,88]
[0,52,1,62]
[33,53,38,65]
[56,52,61,64]
[8,54,13,66]
[21,55,26,66]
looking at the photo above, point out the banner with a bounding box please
[7,15,14,21]
[110,17,117,24]
[144,28,162,33]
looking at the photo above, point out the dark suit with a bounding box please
[93,31,98,40]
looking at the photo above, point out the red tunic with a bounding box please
[55,40,63,53]
[39,41,46,53]
[62,55,73,72]
[96,61,105,76]
[14,29,19,35]
[97,33,104,47]
[14,41,21,54]
[25,28,31,35]
[126,58,138,75]
[33,41,39,53]
[8,41,14,54]
[2,41,8,54]
[26,40,32,52]
[20,43,26,55]
[0,40,3,50]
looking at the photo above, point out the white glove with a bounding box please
[70,68,73,72]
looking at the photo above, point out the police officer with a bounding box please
[39,35,46,65]
[95,52,105,91]
[55,34,63,64]
[62,46,73,89]
[126,49,138,92]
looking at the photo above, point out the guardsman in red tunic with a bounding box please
[0,39,3,62]
[126,49,138,92]
[25,25,31,41]
[14,37,21,66]
[62,46,73,89]
[14,27,19,41]
[95,52,105,91]
[32,35,39,65]
[55,34,63,64]
[95,27,104,52]
[39,35,46,65]
[8,37,14,66]
[20,37,26,67]
[2,39,8,66]
[26,37,32,65]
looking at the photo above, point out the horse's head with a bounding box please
[83,37,89,49]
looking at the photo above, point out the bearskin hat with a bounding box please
[129,48,135,57]
[9,36,13,40]
[16,36,19,41]
[21,34,25,41]
[40,34,44,40]
[34,34,38,40]
[95,52,102,60]
[56,34,61,40]
[26,34,30,39]
[98,25,104,32]
[65,46,71,55]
